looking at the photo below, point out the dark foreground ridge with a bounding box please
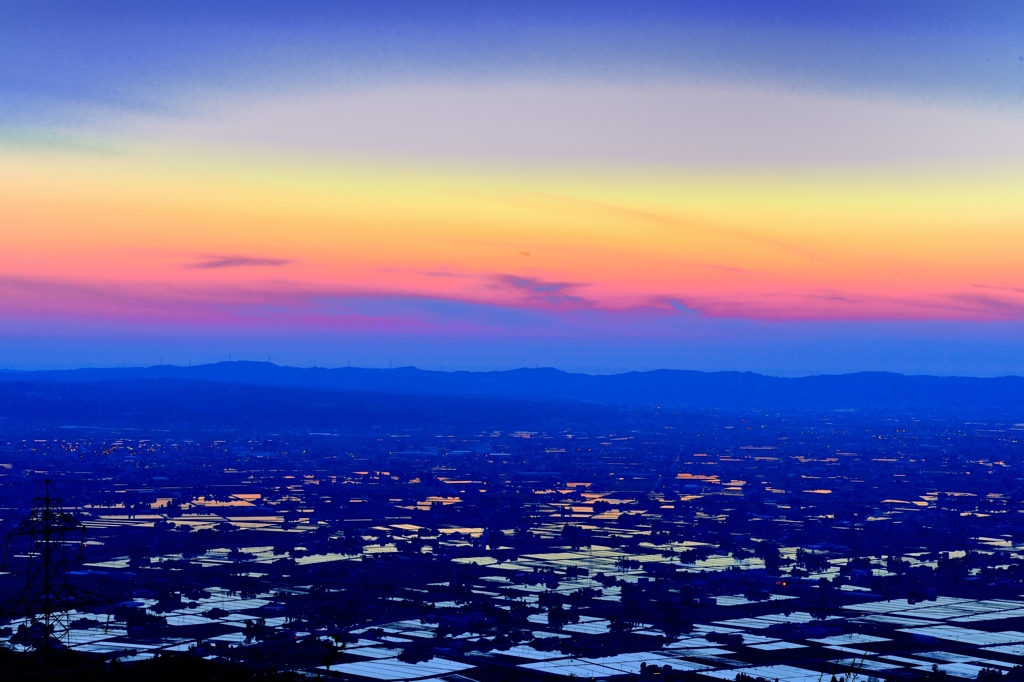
[3,362,1024,418]
[0,647,305,680]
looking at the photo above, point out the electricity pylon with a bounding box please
[2,479,108,658]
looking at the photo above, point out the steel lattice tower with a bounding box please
[2,479,105,656]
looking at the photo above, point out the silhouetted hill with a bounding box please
[0,378,618,431]
[2,363,1024,418]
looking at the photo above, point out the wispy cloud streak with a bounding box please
[185,255,291,270]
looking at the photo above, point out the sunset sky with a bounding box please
[3,2,1024,374]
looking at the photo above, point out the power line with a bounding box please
[2,479,111,661]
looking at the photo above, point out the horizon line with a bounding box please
[1,360,1022,381]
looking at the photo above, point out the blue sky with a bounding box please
[2,2,1024,375]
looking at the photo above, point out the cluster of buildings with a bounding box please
[2,412,1024,680]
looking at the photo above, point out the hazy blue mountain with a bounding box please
[0,378,617,432]
[2,363,1023,418]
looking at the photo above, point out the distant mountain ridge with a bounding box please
[2,362,1024,416]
